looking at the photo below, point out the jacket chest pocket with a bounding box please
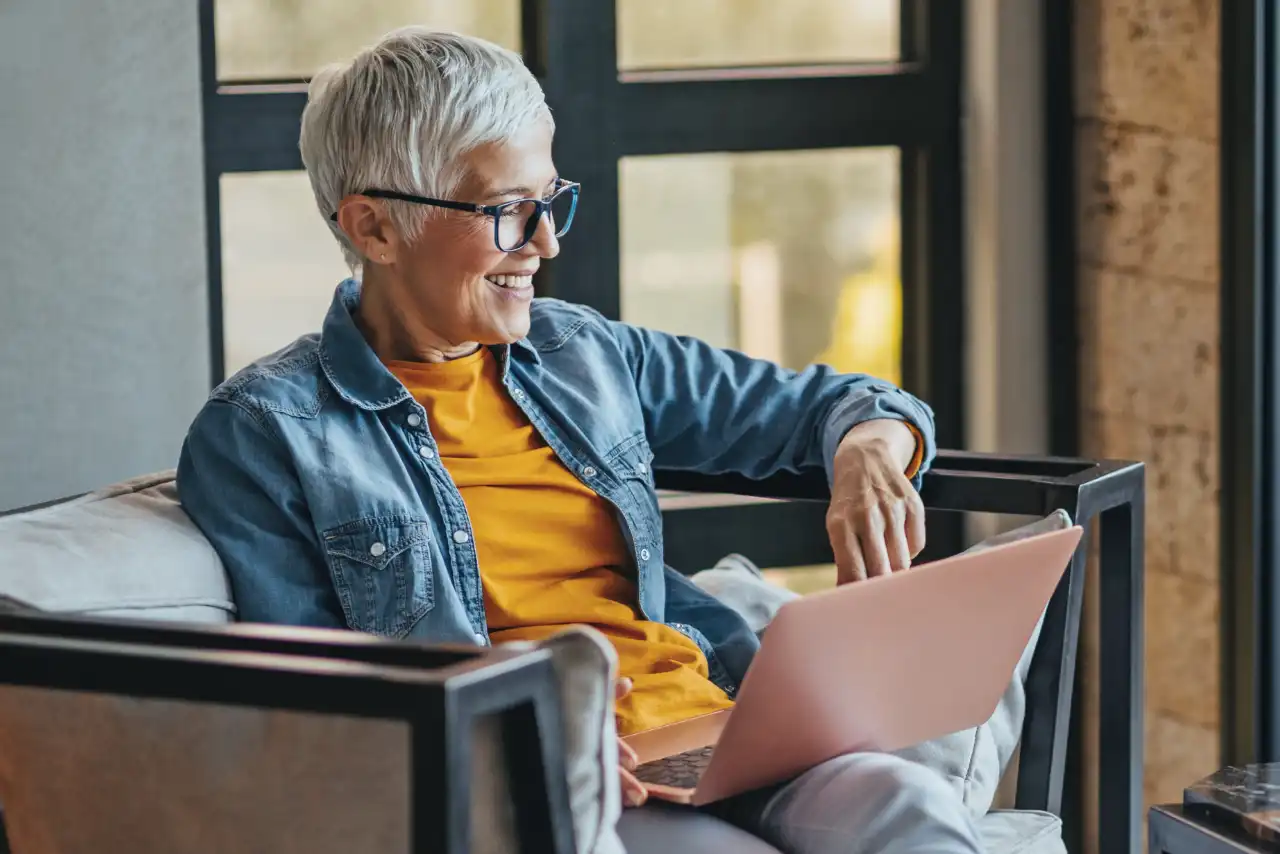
[604,434,659,541]
[605,433,656,487]
[322,517,434,638]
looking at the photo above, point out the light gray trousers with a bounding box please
[617,752,982,854]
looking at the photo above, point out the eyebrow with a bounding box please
[481,177,560,202]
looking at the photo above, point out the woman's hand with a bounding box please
[827,420,926,585]
[615,678,648,808]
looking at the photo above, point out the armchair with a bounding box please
[0,450,1143,854]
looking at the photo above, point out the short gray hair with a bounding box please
[299,27,552,271]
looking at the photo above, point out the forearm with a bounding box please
[604,313,935,480]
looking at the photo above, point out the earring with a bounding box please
[380,254,387,261]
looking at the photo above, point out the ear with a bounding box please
[335,195,403,265]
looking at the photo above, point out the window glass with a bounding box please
[619,147,901,384]
[617,0,897,71]
[215,0,519,81]
[220,172,348,377]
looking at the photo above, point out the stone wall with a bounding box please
[1075,0,1221,811]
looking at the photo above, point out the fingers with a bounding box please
[620,767,648,808]
[861,511,893,578]
[615,692,646,808]
[615,685,645,807]
[828,513,866,585]
[905,491,927,558]
[884,505,912,574]
[618,737,637,772]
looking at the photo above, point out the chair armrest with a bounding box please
[654,449,1136,514]
[0,612,576,854]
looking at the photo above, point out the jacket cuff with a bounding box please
[821,385,937,490]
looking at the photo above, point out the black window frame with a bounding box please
[197,0,966,452]
[1222,0,1280,765]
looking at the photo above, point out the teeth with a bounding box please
[486,274,532,290]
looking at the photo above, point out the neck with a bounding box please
[356,271,480,364]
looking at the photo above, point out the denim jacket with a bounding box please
[177,279,936,694]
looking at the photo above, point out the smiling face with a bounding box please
[338,118,561,360]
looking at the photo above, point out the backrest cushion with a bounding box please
[0,471,234,623]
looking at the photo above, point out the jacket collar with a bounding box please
[319,278,539,411]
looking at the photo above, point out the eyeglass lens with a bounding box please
[495,187,577,251]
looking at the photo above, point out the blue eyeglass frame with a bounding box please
[329,180,581,252]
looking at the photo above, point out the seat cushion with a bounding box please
[617,803,1063,854]
[978,811,1065,854]
[0,471,234,623]
[618,803,783,854]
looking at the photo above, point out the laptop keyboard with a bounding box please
[633,746,716,790]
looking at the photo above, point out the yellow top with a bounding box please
[387,348,734,736]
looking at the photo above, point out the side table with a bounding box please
[1151,765,1280,854]
[1151,806,1267,854]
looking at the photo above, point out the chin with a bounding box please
[479,312,532,346]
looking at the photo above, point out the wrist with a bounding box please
[838,420,918,472]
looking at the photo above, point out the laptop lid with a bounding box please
[692,525,1083,804]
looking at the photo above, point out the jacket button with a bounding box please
[419,446,435,460]
[474,632,487,645]
[369,542,386,557]
[453,530,470,544]
[407,413,422,427]
[639,548,651,562]
[582,466,597,478]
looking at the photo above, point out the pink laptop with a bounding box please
[624,525,1084,805]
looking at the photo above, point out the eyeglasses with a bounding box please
[330,179,580,253]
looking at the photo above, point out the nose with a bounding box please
[526,210,560,259]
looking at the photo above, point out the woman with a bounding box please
[178,27,976,854]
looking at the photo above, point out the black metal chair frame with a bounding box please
[0,450,1143,854]
[0,616,577,854]
[655,450,1144,854]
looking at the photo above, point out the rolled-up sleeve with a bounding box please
[818,381,936,489]
[606,317,937,488]
[177,399,346,628]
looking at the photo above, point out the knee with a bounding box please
[760,754,982,854]
[850,753,962,809]
[796,752,973,832]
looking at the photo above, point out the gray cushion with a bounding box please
[616,804,1064,854]
[978,811,1065,854]
[0,471,234,623]
[618,803,783,854]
